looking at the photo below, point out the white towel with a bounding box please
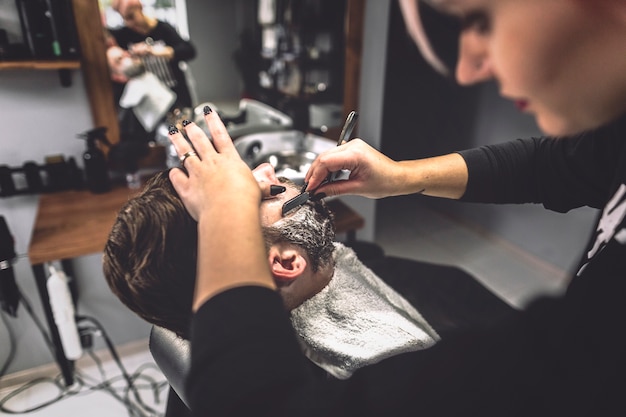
[119,71,176,132]
[290,242,440,379]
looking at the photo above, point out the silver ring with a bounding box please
[179,150,199,167]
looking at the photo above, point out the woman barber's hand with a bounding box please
[168,109,259,221]
[128,42,151,56]
[304,139,402,199]
[128,42,174,60]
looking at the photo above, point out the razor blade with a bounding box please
[281,186,310,216]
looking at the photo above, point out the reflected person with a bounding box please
[109,0,196,111]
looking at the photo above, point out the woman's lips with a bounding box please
[514,99,529,112]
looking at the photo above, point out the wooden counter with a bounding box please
[29,186,139,265]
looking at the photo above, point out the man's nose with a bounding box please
[253,163,279,183]
[455,32,494,85]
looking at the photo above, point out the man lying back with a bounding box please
[103,165,438,379]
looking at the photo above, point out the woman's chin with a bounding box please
[536,113,581,137]
[536,108,623,138]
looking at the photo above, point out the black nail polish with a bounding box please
[203,105,212,115]
[182,119,192,127]
[168,125,178,135]
[270,185,287,196]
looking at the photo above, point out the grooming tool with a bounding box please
[336,110,359,146]
[319,110,359,186]
[281,112,359,216]
[281,189,311,216]
[282,182,310,216]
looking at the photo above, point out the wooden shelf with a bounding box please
[0,60,80,70]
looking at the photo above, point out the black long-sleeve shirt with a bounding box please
[188,114,626,416]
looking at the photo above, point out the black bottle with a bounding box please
[77,127,111,193]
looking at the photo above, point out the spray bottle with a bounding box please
[77,127,111,193]
[47,265,82,360]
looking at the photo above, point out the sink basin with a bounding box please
[234,130,336,185]
[194,99,293,140]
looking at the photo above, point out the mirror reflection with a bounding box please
[98,0,349,181]
[100,0,194,172]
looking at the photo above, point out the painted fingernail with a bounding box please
[300,182,308,193]
[203,105,212,115]
[182,119,192,127]
[168,125,178,135]
[270,185,287,196]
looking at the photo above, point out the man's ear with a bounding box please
[268,246,308,281]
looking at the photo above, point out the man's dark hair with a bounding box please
[104,170,197,338]
[103,170,335,338]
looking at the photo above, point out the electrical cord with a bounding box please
[18,291,54,351]
[73,355,167,417]
[0,333,168,416]
[0,290,168,416]
[0,310,17,379]
[76,315,167,416]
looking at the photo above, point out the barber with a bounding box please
[109,0,196,111]
[169,0,626,416]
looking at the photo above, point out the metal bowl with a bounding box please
[234,130,336,185]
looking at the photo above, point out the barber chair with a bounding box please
[149,325,192,416]
[149,243,519,416]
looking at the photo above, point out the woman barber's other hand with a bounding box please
[168,107,276,310]
[304,139,405,199]
[128,41,174,60]
[168,109,260,222]
[128,42,151,56]
[305,138,469,200]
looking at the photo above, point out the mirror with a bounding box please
[99,0,193,149]
[78,0,363,148]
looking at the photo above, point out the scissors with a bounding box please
[282,111,359,216]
